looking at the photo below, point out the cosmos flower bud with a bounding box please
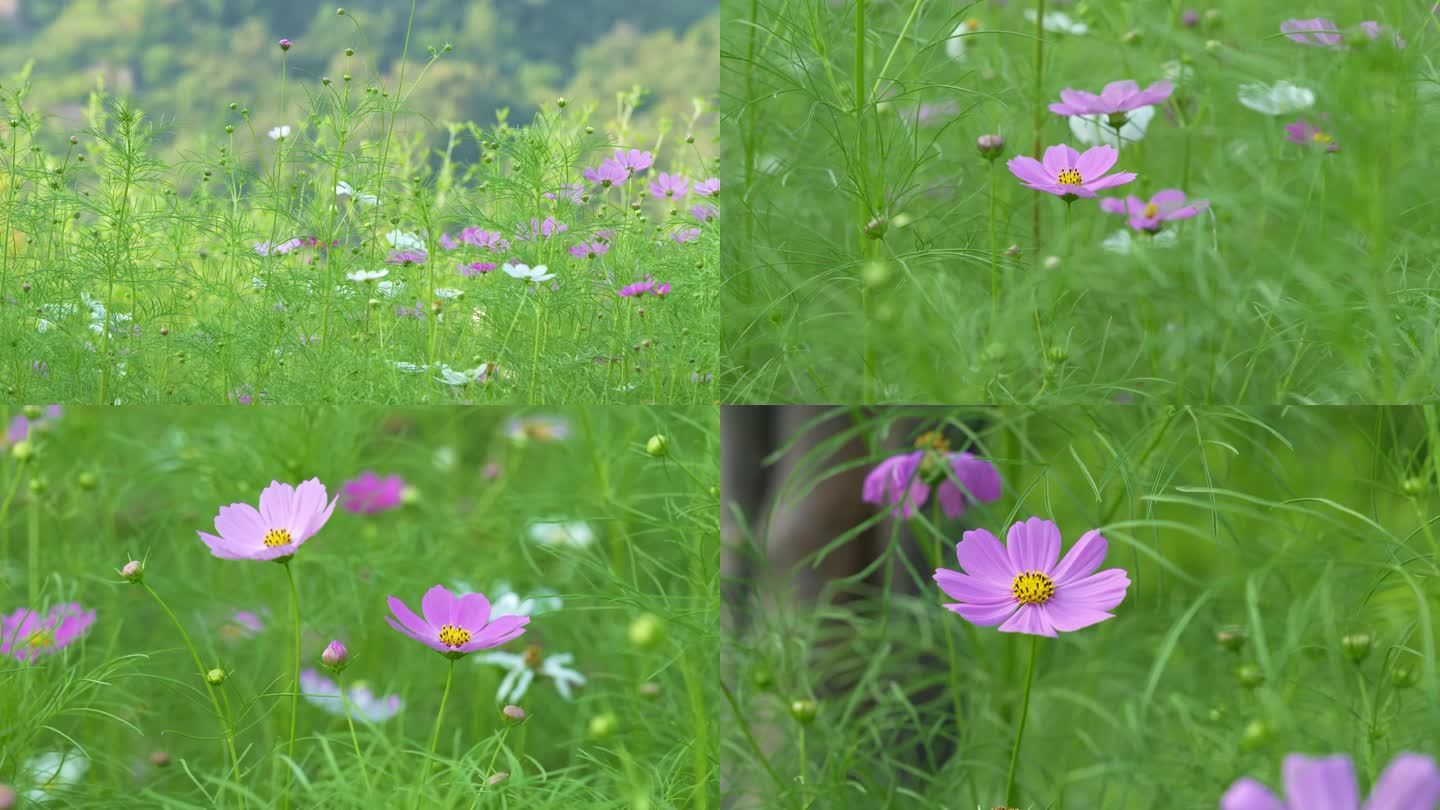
[1391,666,1418,689]
[861,261,891,289]
[1216,626,1246,652]
[150,750,171,767]
[863,216,888,240]
[1240,720,1269,751]
[121,560,144,583]
[1236,664,1264,689]
[1203,8,1222,28]
[321,640,349,671]
[1401,476,1426,497]
[790,699,818,725]
[645,435,669,458]
[1042,255,1060,271]
[751,668,774,691]
[1122,30,1142,45]
[628,613,663,648]
[0,784,13,810]
[1005,244,1020,258]
[278,38,292,51]
[78,470,97,489]
[983,342,1007,362]
[487,772,509,786]
[502,704,526,724]
[639,682,662,700]
[1181,9,1199,27]
[400,485,421,506]
[976,134,1004,160]
[1341,633,1372,663]
[1046,345,1069,364]
[206,667,227,685]
[556,97,567,109]
[21,404,42,418]
[10,441,33,462]
[588,712,618,738]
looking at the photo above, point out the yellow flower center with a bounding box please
[1143,203,1158,218]
[524,423,554,441]
[26,629,54,648]
[1312,131,1333,145]
[1056,168,1083,186]
[913,431,951,453]
[523,643,544,669]
[263,528,293,547]
[1011,571,1056,605]
[438,624,472,648]
[963,18,980,32]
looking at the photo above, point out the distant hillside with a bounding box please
[0,0,717,149]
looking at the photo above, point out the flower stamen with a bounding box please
[1011,571,1056,605]
[263,528,293,547]
[1056,168,1083,186]
[26,629,54,648]
[438,624,472,648]
[1143,203,1158,218]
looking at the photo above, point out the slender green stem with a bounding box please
[484,725,511,782]
[797,724,808,809]
[855,0,874,404]
[414,659,456,808]
[989,161,999,322]
[1031,0,1046,249]
[1004,635,1040,806]
[336,672,374,792]
[282,561,301,810]
[26,483,39,607]
[142,582,243,808]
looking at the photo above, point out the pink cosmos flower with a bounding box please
[300,668,404,722]
[1281,17,1343,47]
[1283,118,1339,151]
[457,261,497,277]
[459,228,509,252]
[2,604,95,661]
[672,228,702,244]
[862,432,1002,519]
[691,204,718,223]
[516,217,568,241]
[613,149,654,174]
[584,161,629,188]
[255,238,303,256]
[1221,752,1440,810]
[694,177,720,196]
[197,479,338,561]
[439,233,460,250]
[340,471,406,515]
[385,584,529,659]
[1099,189,1208,233]
[545,184,584,205]
[219,609,268,642]
[649,173,689,199]
[934,517,1130,637]
[1008,144,1137,200]
[5,405,62,445]
[654,283,672,297]
[386,249,428,265]
[569,241,609,259]
[1048,80,1173,116]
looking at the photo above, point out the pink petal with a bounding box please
[1221,778,1286,810]
[463,614,530,651]
[954,528,1015,584]
[1050,530,1108,585]
[935,568,1009,602]
[1057,568,1130,611]
[1283,754,1359,810]
[1082,172,1137,192]
[387,595,432,637]
[1365,753,1440,810]
[455,593,492,631]
[1149,189,1187,210]
[421,584,458,627]
[1041,144,1077,175]
[1007,156,1052,185]
[1005,517,1061,574]
[385,615,442,651]
[213,503,266,546]
[999,604,1057,637]
[198,530,253,560]
[258,481,296,529]
[1048,102,1082,116]
[1100,79,1140,104]
[1042,600,1115,632]
[1099,198,1128,215]
[1075,145,1118,180]
[946,599,1018,626]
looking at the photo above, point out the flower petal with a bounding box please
[387,595,432,637]
[1082,172,1137,192]
[1221,778,1286,810]
[1364,753,1440,810]
[1056,568,1130,611]
[1007,156,1052,185]
[935,568,1009,603]
[456,593,492,631]
[945,598,1018,626]
[1042,144,1076,175]
[954,528,1015,584]
[1050,530,1108,584]
[1075,145,1118,180]
[421,584,458,627]
[999,604,1057,637]
[1283,754,1360,810]
[258,481,296,529]
[1006,517,1062,574]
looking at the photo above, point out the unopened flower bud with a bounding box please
[278,38,292,51]
[150,750,171,767]
[78,471,97,490]
[751,668,774,691]
[206,667,227,685]
[10,441,33,462]
[588,712,618,738]
[1203,8,1222,28]
[863,216,887,240]
[487,771,509,786]
[1042,255,1060,271]
[976,134,1004,160]
[639,681,662,699]
[1047,345,1069,364]
[21,404,41,418]
[401,485,420,506]
[1236,663,1264,689]
[1401,476,1426,497]
[1240,719,1269,751]
[1341,633,1372,663]
[1392,666,1418,689]
[1216,626,1246,652]
[861,261,892,289]
[1122,29,1142,45]
[645,435,669,458]
[1005,244,1020,258]
[628,613,663,648]
[1204,39,1224,54]
[121,560,144,583]
[790,699,818,724]
[1181,9,1199,27]
[556,97,567,108]
[321,640,349,671]
[0,784,14,810]
[502,704,526,724]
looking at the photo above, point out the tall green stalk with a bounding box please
[1004,635,1040,806]
[336,672,374,792]
[414,659,457,808]
[1031,0,1046,250]
[855,0,875,403]
[281,561,301,810]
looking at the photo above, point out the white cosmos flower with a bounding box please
[336,181,379,206]
[1162,60,1195,85]
[435,363,492,386]
[376,280,405,298]
[434,288,464,300]
[1068,104,1155,148]
[451,580,563,618]
[299,669,403,722]
[945,19,980,61]
[385,229,425,251]
[346,269,388,283]
[480,648,587,703]
[1102,228,1178,255]
[1024,9,1088,35]
[395,361,428,373]
[1237,81,1315,116]
[502,263,556,282]
[23,750,89,804]
[268,125,291,141]
[527,520,596,549]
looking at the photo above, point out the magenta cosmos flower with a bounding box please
[934,517,1130,637]
[1048,79,1173,116]
[1008,145,1136,200]
[1100,189,1208,233]
[649,173,689,200]
[340,471,406,515]
[1284,118,1339,152]
[862,431,1002,519]
[197,479,338,561]
[385,585,529,659]
[1222,752,1440,810]
[2,604,95,661]
[5,405,62,445]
